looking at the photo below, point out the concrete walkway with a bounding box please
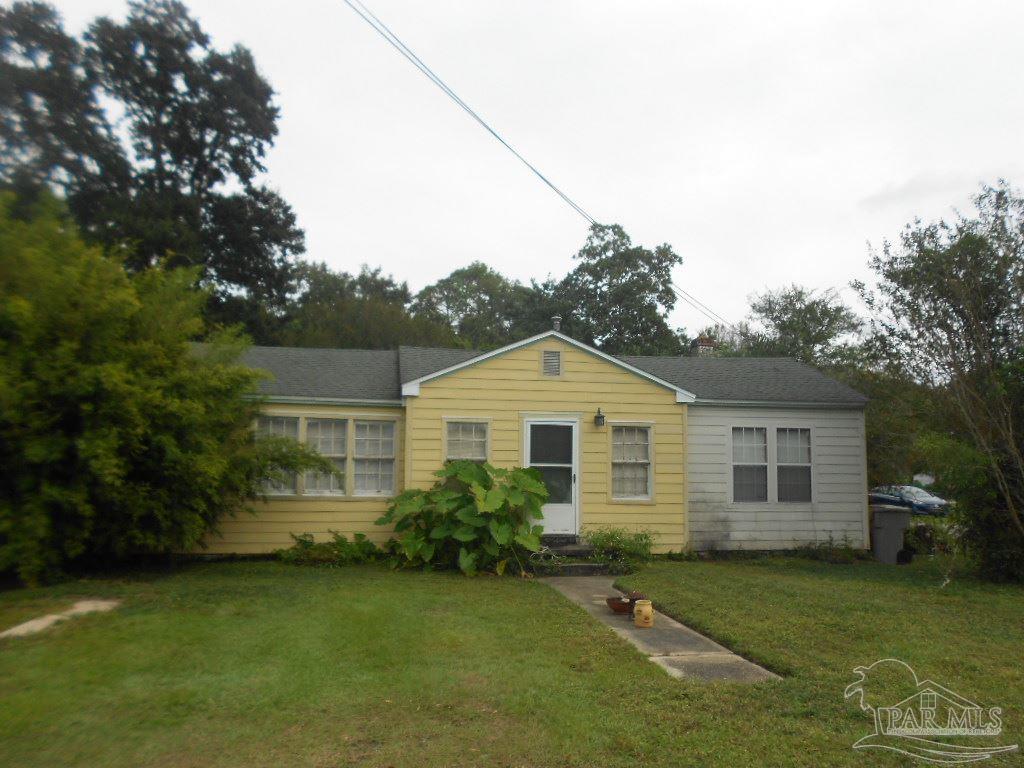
[543,576,779,683]
[0,599,121,639]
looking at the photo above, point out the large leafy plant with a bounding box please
[376,461,548,575]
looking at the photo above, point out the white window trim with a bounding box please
[609,422,655,502]
[255,415,301,497]
[353,420,397,497]
[303,417,348,496]
[727,423,815,507]
[442,416,491,462]
[255,412,400,500]
[776,427,813,504]
[729,426,769,504]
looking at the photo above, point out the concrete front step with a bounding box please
[550,543,595,558]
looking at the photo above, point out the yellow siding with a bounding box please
[204,339,690,555]
[405,338,688,551]
[203,403,403,554]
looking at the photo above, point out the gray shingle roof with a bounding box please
[398,346,479,384]
[243,346,401,401]
[241,341,866,406]
[620,355,868,405]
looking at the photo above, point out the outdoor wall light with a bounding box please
[594,408,606,427]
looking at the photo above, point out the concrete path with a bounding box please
[0,599,121,639]
[543,576,779,683]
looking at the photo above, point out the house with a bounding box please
[207,327,868,554]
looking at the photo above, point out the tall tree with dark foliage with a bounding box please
[0,0,302,339]
[860,181,1024,580]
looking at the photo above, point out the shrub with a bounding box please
[277,532,382,567]
[916,432,1024,581]
[375,460,548,575]
[903,517,959,557]
[0,193,329,584]
[793,536,868,565]
[583,526,654,573]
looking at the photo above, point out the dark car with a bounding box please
[870,485,950,515]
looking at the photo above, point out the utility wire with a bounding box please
[671,282,736,331]
[343,0,739,331]
[342,0,598,224]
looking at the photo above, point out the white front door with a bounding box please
[524,419,578,535]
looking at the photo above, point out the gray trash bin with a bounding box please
[871,505,912,564]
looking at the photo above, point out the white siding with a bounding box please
[686,405,868,550]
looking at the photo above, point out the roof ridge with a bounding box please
[249,344,398,355]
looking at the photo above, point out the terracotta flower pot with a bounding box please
[606,597,631,614]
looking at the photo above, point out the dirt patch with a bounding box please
[0,599,121,639]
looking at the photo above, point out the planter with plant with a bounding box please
[375,460,548,575]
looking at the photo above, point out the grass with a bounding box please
[0,595,77,632]
[0,558,1020,767]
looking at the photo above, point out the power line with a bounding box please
[343,0,739,331]
[341,0,598,224]
[671,282,736,331]
[671,288,735,331]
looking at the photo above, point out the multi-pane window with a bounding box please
[256,416,299,494]
[612,426,651,499]
[354,421,395,495]
[304,418,347,495]
[446,421,488,461]
[777,428,812,502]
[732,427,768,502]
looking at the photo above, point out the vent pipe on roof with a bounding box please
[552,315,562,331]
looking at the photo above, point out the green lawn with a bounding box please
[0,559,1020,767]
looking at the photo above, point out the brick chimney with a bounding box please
[690,334,716,357]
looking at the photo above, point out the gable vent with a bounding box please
[542,350,561,377]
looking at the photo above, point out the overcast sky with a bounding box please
[61,0,1024,334]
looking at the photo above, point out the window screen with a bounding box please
[305,418,346,495]
[732,427,767,502]
[256,416,299,494]
[612,426,651,499]
[354,421,395,495]
[446,421,487,461]
[777,428,811,502]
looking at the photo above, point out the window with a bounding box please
[612,426,651,499]
[732,427,768,502]
[256,416,299,494]
[542,350,561,376]
[777,428,812,502]
[305,418,346,494]
[446,421,488,461]
[921,692,937,711]
[354,421,395,495]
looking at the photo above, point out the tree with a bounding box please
[557,224,686,355]
[741,285,862,366]
[281,262,460,350]
[860,181,1024,580]
[0,1,303,340]
[412,262,532,349]
[0,2,128,192]
[0,192,327,584]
